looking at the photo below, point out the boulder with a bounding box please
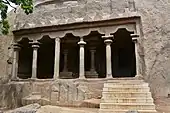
[7,103,41,113]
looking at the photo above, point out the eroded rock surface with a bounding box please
[6,104,41,113]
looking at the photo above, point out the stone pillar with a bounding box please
[78,37,86,79]
[60,49,73,79]
[31,41,40,79]
[63,50,68,72]
[90,49,95,72]
[54,38,60,79]
[11,43,20,80]
[132,37,139,76]
[103,37,113,78]
[85,47,98,78]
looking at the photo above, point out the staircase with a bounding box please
[99,79,157,113]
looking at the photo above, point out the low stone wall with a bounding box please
[0,82,30,109]
[0,79,105,110]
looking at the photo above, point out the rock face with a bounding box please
[0,82,32,109]
[135,0,170,97]
[0,10,17,84]
[14,0,136,30]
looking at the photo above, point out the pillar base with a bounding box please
[30,78,38,81]
[85,71,98,78]
[78,76,86,80]
[106,75,113,79]
[135,74,144,80]
[59,72,73,79]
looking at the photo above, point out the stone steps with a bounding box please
[100,103,155,110]
[99,109,157,113]
[106,80,146,84]
[99,79,157,113]
[102,92,152,98]
[101,98,153,103]
[104,83,149,87]
[103,87,150,92]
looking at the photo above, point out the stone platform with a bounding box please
[99,79,157,113]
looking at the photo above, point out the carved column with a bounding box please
[132,37,139,76]
[54,38,60,79]
[60,49,73,79]
[78,37,86,79]
[11,43,20,80]
[63,50,68,72]
[31,41,40,79]
[90,49,95,72]
[85,47,98,78]
[103,35,113,78]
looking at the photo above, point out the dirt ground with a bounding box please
[3,97,170,113]
[155,97,170,113]
[38,97,170,113]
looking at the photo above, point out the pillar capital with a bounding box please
[89,47,96,50]
[132,37,138,43]
[63,49,68,54]
[90,49,96,53]
[131,34,139,38]
[102,35,114,39]
[32,45,40,49]
[78,37,86,45]
[89,47,96,52]
[55,38,61,42]
[30,41,40,50]
[104,39,113,45]
[78,40,86,45]
[12,43,21,50]
[30,40,40,44]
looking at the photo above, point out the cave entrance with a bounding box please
[112,28,136,77]
[37,36,55,79]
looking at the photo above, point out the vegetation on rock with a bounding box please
[0,0,33,34]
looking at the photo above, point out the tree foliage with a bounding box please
[0,0,33,34]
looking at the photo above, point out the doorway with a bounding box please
[112,28,136,77]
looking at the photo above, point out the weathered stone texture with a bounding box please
[0,35,11,84]
[135,0,170,97]
[6,103,41,113]
[14,0,133,30]
[0,82,31,109]
[0,10,17,84]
